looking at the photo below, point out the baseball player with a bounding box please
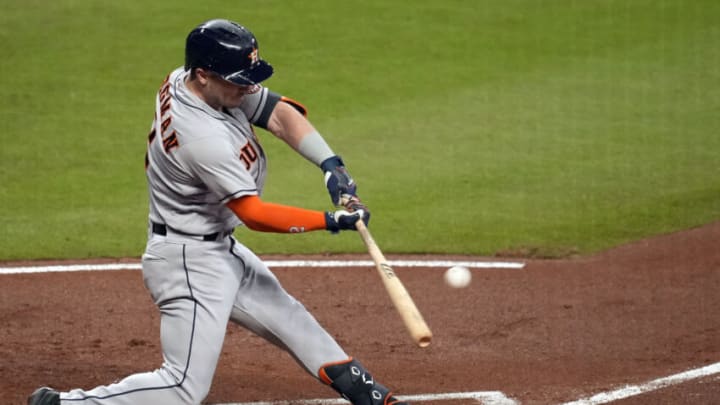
[29,19,408,405]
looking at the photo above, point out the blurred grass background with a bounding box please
[1,0,718,260]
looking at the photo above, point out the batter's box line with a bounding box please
[561,361,720,405]
[213,390,518,405]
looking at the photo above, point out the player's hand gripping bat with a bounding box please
[342,196,433,348]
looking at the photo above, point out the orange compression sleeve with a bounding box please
[226,195,327,233]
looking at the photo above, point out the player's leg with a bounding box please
[227,240,408,405]
[60,298,209,404]
[319,358,408,405]
[45,238,240,404]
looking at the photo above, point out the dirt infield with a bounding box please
[2,222,719,404]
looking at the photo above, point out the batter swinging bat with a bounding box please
[354,219,433,348]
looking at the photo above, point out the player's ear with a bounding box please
[193,68,212,85]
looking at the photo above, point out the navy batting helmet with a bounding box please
[185,19,273,85]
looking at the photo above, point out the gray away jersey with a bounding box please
[145,67,277,235]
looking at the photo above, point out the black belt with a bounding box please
[151,222,228,242]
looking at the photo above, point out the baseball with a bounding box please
[444,266,472,288]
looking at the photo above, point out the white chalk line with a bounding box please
[213,390,518,405]
[561,361,720,404]
[212,362,720,405]
[0,260,525,275]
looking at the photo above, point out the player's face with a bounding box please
[190,69,254,110]
[207,74,253,109]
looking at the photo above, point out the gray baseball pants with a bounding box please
[60,234,347,404]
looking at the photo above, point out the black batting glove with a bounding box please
[324,207,370,234]
[342,194,368,213]
[321,156,357,206]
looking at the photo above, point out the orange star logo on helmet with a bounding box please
[248,48,259,64]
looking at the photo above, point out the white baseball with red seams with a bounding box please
[444,266,472,288]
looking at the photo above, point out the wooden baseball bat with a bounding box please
[354,220,433,348]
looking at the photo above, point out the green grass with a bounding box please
[1,0,718,260]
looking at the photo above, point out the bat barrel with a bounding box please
[356,220,433,348]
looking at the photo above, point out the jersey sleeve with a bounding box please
[237,86,309,129]
[237,85,281,129]
[179,137,258,203]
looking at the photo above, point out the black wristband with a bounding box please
[320,155,344,172]
[324,211,340,233]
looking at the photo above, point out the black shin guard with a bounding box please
[319,358,406,405]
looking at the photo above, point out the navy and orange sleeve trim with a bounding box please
[280,96,307,116]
